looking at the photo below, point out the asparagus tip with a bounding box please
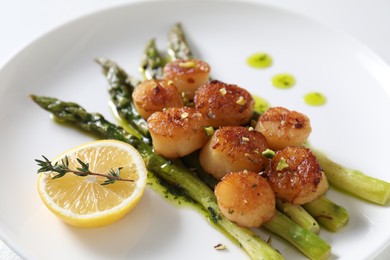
[29,94,37,100]
[95,57,109,66]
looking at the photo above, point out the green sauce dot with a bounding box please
[247,52,272,69]
[272,73,296,89]
[253,95,270,114]
[304,92,327,106]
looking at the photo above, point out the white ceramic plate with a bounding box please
[1,0,390,259]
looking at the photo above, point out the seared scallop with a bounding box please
[266,146,329,205]
[199,126,269,180]
[132,79,184,120]
[163,59,211,100]
[215,171,276,227]
[194,80,254,127]
[255,106,312,150]
[147,107,209,159]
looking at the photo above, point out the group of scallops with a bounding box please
[132,59,329,228]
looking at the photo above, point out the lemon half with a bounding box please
[37,140,147,228]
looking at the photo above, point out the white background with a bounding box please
[1,0,389,259]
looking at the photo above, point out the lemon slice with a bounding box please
[37,140,147,228]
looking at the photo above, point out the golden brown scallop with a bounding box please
[266,146,329,205]
[194,80,254,127]
[215,171,276,227]
[132,79,184,120]
[147,107,209,159]
[163,59,211,100]
[199,126,269,180]
[255,106,312,150]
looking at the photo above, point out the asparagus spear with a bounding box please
[167,23,193,61]
[181,151,219,189]
[95,58,150,142]
[140,23,194,81]
[303,196,349,232]
[31,95,283,260]
[264,211,331,260]
[276,199,320,234]
[139,38,165,80]
[309,146,390,205]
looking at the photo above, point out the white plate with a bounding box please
[1,0,390,259]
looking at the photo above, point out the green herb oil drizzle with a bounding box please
[303,92,327,106]
[253,94,270,114]
[247,52,273,69]
[272,73,296,89]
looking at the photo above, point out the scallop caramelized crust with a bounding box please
[163,59,210,100]
[199,126,269,180]
[194,80,254,127]
[147,107,208,159]
[255,106,312,150]
[215,171,276,228]
[132,79,184,120]
[267,146,329,205]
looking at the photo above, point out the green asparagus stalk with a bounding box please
[276,199,320,234]
[303,196,349,232]
[181,151,219,189]
[95,58,150,141]
[31,95,283,260]
[263,211,331,260]
[139,38,165,80]
[167,23,193,61]
[309,146,390,205]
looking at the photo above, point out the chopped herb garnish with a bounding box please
[262,149,276,159]
[179,61,196,68]
[204,126,215,137]
[214,243,227,250]
[219,87,227,95]
[236,96,247,105]
[276,157,289,171]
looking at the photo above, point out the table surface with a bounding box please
[1,0,390,259]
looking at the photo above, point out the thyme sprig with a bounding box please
[35,155,133,185]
